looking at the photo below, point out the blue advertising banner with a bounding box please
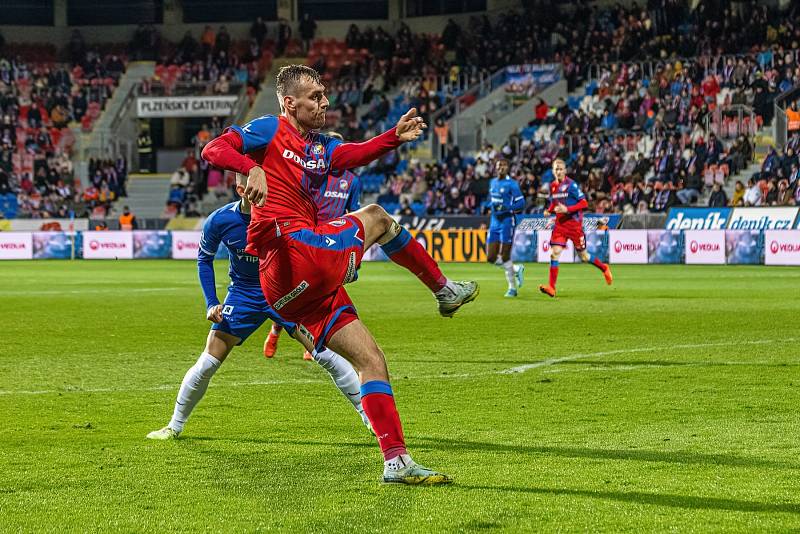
[133,231,171,259]
[648,230,684,264]
[586,231,609,263]
[511,228,537,263]
[505,64,560,96]
[32,231,81,259]
[517,214,621,232]
[725,230,764,264]
[665,207,732,230]
[727,207,799,230]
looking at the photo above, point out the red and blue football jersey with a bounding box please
[548,177,587,225]
[311,169,361,222]
[227,114,343,256]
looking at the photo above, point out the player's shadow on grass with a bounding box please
[463,485,800,515]
[412,436,800,470]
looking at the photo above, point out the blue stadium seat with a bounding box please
[585,81,597,96]
[411,202,425,217]
[568,96,582,110]
[521,126,538,140]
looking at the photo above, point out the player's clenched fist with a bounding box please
[245,165,268,207]
[553,203,568,214]
[395,108,427,142]
[206,304,224,323]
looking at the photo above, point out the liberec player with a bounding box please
[264,131,362,361]
[201,64,478,485]
[146,173,371,441]
[486,158,525,297]
[539,159,613,297]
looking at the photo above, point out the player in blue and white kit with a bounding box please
[485,158,525,297]
[263,132,363,360]
[147,173,370,440]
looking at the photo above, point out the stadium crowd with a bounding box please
[0,43,126,219]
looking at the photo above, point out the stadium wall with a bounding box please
[0,1,520,46]
[2,229,799,265]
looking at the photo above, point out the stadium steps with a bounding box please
[72,62,156,184]
[696,128,771,205]
[245,57,306,122]
[114,173,172,219]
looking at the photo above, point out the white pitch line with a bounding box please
[0,287,191,296]
[499,338,791,375]
[0,378,327,396]
[0,338,792,396]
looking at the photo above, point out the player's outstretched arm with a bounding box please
[566,198,588,213]
[202,132,266,206]
[395,108,427,142]
[329,108,426,171]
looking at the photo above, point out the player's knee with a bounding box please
[359,346,389,377]
[362,203,393,233]
[486,253,497,264]
[579,251,590,262]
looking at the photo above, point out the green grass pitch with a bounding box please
[1,260,799,532]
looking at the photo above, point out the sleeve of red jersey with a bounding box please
[330,128,402,171]
[201,130,258,176]
[566,182,588,213]
[566,198,588,213]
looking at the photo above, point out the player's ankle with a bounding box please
[384,453,415,470]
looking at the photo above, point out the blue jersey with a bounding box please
[198,200,260,309]
[488,175,524,226]
[310,169,361,222]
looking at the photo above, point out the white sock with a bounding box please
[270,323,282,335]
[168,352,221,433]
[313,348,363,413]
[385,453,416,471]
[501,259,516,289]
[435,279,458,297]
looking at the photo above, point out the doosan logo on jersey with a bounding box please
[324,190,349,199]
[282,149,326,170]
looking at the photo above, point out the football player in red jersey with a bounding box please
[264,132,363,361]
[539,159,613,298]
[203,65,479,485]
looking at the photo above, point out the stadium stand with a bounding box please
[0,42,126,219]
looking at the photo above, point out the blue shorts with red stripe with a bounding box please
[259,215,365,350]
